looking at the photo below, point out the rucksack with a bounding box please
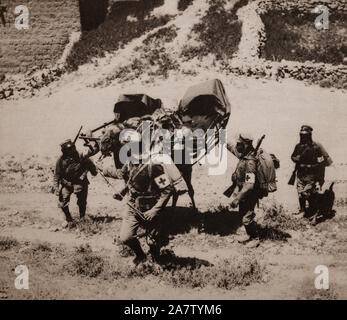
[255,149,280,196]
[63,157,85,182]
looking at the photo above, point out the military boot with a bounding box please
[125,238,147,265]
[238,223,260,246]
[149,243,161,262]
[294,197,306,216]
[62,207,73,222]
[79,205,86,219]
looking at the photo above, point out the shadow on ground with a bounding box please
[158,249,212,270]
[157,206,243,237]
[257,225,291,241]
[89,215,122,223]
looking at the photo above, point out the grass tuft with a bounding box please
[262,202,307,232]
[159,252,263,289]
[298,278,338,300]
[0,236,19,251]
[67,244,106,278]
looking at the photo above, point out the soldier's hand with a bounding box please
[230,198,239,209]
[144,210,157,222]
[113,193,123,201]
[54,187,60,196]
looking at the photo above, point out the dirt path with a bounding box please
[1,192,347,299]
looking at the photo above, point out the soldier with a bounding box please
[54,130,99,226]
[227,133,261,244]
[291,125,333,218]
[101,153,182,265]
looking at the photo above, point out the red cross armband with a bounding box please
[154,174,171,189]
[245,173,256,184]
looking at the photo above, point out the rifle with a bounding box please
[223,182,237,198]
[113,186,129,201]
[79,135,100,142]
[73,126,83,145]
[91,120,115,134]
[288,164,297,185]
[288,145,311,186]
[78,134,101,148]
[254,135,266,156]
[94,164,144,218]
[223,134,266,198]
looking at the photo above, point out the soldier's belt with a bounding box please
[62,177,88,187]
[129,189,159,198]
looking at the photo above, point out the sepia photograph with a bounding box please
[0,0,346,303]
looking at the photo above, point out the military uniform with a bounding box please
[105,161,174,263]
[232,148,260,237]
[54,139,99,222]
[291,125,332,216]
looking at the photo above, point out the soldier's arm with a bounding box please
[53,159,62,191]
[78,129,100,159]
[291,144,301,163]
[120,163,130,181]
[144,186,173,220]
[87,159,98,177]
[79,141,100,160]
[227,143,241,159]
[316,142,333,167]
[232,160,256,205]
[102,165,123,180]
[234,182,254,202]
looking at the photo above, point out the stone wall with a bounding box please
[0,0,81,74]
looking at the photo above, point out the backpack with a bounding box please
[63,157,85,182]
[255,149,280,197]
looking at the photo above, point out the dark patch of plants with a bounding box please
[261,10,347,65]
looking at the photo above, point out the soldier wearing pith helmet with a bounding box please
[227,133,261,243]
[101,146,187,266]
[54,130,99,227]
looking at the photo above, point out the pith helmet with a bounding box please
[60,139,75,152]
[238,133,254,143]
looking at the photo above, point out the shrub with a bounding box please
[298,278,338,300]
[191,0,244,61]
[159,253,263,289]
[0,236,18,251]
[261,202,306,232]
[66,1,172,71]
[213,256,263,289]
[178,0,195,11]
[76,218,108,236]
[67,245,106,278]
[261,10,347,65]
[143,26,178,46]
